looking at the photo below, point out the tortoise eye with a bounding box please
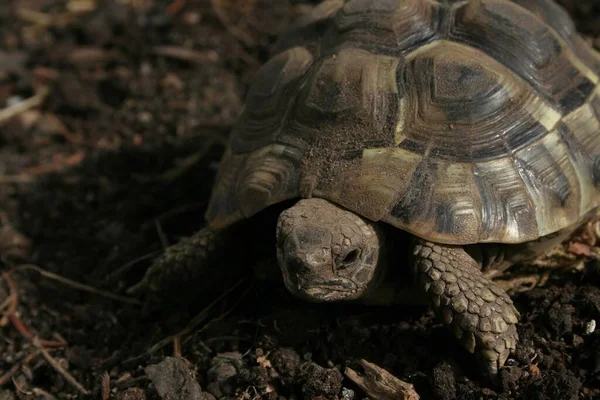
[337,249,361,269]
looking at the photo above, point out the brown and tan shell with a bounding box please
[205,0,600,245]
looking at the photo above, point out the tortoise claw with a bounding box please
[473,323,517,382]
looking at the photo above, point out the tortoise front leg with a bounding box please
[411,239,520,380]
[129,228,244,305]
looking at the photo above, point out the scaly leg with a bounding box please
[128,228,242,305]
[411,239,520,380]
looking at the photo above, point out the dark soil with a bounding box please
[0,1,599,399]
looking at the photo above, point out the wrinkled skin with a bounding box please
[276,198,386,302]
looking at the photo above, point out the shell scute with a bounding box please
[511,132,580,232]
[471,159,538,241]
[290,48,400,156]
[511,0,600,81]
[396,40,553,162]
[236,145,303,219]
[272,0,344,54]
[388,160,482,243]
[451,0,597,114]
[562,101,600,194]
[321,0,440,56]
[511,0,576,42]
[230,47,314,154]
[319,148,423,222]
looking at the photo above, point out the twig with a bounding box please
[181,280,254,347]
[114,375,148,389]
[16,264,141,305]
[1,272,66,347]
[0,215,32,262]
[18,151,85,178]
[66,0,97,13]
[134,138,216,183]
[33,338,90,395]
[31,388,57,399]
[166,0,188,15]
[0,296,11,313]
[0,175,33,184]
[173,336,181,358]
[16,7,78,27]
[125,278,250,365]
[0,362,22,386]
[155,220,169,250]
[12,376,32,395]
[153,46,218,64]
[0,86,49,128]
[0,272,18,326]
[106,251,161,282]
[0,351,38,386]
[101,371,110,400]
[15,8,53,25]
[53,332,68,345]
[10,314,67,348]
[210,0,255,47]
[148,278,246,353]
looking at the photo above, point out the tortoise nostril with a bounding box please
[287,248,328,273]
[287,256,309,274]
[338,249,360,269]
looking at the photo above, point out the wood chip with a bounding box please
[345,359,419,400]
[0,86,49,128]
[101,371,110,400]
[152,46,218,64]
[68,47,117,65]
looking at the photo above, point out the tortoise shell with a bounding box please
[205,0,600,245]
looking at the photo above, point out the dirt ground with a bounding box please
[1,0,600,399]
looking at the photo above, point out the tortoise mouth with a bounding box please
[284,278,366,302]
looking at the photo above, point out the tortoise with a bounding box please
[134,0,600,380]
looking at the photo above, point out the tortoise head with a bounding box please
[276,198,386,302]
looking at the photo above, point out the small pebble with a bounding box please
[341,387,355,400]
[140,62,152,75]
[137,111,153,124]
[584,319,596,335]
